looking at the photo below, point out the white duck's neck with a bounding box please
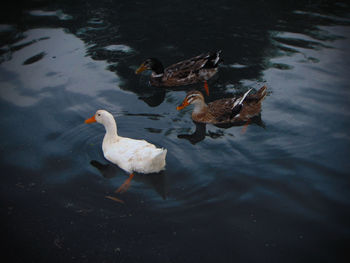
[102,116,119,145]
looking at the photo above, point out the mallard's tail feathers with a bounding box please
[205,50,222,68]
[256,85,267,103]
[247,85,267,103]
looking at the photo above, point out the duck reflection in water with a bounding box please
[177,86,267,144]
[136,74,218,108]
[90,160,167,200]
[177,115,266,144]
[137,85,166,107]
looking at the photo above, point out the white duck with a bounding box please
[85,110,167,193]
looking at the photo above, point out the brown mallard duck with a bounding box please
[176,85,267,124]
[135,51,222,95]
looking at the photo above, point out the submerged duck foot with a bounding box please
[115,173,135,193]
[105,195,125,204]
[240,119,251,134]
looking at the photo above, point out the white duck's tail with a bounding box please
[150,148,167,173]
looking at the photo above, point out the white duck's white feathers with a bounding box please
[93,110,167,174]
[103,137,167,174]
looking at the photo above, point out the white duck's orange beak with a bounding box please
[85,115,96,124]
[135,63,147,74]
[176,99,190,110]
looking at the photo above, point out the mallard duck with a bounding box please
[85,110,167,193]
[176,85,267,125]
[135,51,222,95]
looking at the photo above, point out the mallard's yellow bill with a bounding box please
[135,64,147,74]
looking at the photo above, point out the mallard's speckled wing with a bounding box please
[208,97,243,123]
[160,51,220,86]
[207,86,267,124]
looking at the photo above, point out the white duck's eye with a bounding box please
[97,113,101,116]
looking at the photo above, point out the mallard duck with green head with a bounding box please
[135,51,222,95]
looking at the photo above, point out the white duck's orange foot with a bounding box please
[115,173,135,194]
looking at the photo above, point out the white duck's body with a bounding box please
[86,110,167,175]
[102,135,167,174]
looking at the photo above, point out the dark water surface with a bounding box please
[1,0,350,262]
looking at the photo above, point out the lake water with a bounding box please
[1,0,350,262]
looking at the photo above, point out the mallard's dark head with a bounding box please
[135,58,164,75]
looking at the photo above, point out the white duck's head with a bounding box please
[85,109,113,124]
[85,110,117,135]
